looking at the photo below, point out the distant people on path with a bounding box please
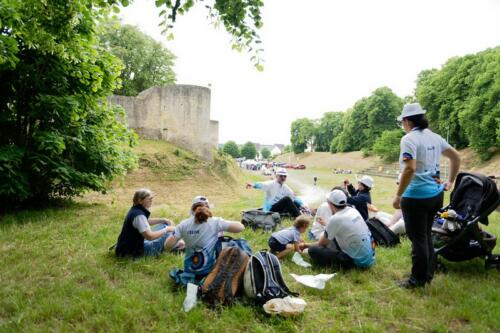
[268,215,311,259]
[393,103,460,289]
[246,168,306,218]
[342,175,374,221]
[165,197,245,279]
[115,188,184,258]
[304,189,375,269]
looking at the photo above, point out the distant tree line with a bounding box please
[290,47,500,161]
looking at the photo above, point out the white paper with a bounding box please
[290,273,336,289]
[183,283,198,312]
[292,252,312,268]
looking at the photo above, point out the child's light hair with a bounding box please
[294,215,311,229]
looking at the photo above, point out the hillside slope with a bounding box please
[275,149,499,175]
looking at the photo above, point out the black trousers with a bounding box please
[401,192,443,285]
[308,239,354,269]
[270,196,301,218]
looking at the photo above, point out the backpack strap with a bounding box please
[267,251,299,297]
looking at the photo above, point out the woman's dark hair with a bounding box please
[194,206,212,224]
[404,114,429,130]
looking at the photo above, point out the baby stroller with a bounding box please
[432,172,500,269]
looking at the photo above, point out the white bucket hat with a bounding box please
[276,168,288,176]
[326,190,347,206]
[358,175,374,189]
[397,103,426,121]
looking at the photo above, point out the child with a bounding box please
[268,215,311,259]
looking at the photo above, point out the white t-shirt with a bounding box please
[310,202,332,240]
[132,215,150,233]
[325,206,374,267]
[255,180,295,211]
[174,216,232,251]
[399,128,451,198]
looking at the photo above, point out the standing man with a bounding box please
[246,168,303,217]
[393,103,460,289]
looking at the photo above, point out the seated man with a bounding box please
[342,175,374,221]
[305,189,375,269]
[115,188,184,258]
[246,168,304,218]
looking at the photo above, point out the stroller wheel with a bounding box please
[485,254,500,270]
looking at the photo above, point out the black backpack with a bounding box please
[243,250,297,304]
[241,209,281,231]
[366,218,400,247]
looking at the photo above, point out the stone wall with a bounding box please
[109,85,219,160]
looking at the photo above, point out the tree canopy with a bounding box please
[98,19,176,96]
[415,47,500,160]
[240,141,257,159]
[222,140,240,158]
[0,0,137,204]
[260,147,271,159]
[290,118,316,154]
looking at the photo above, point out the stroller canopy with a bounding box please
[450,172,499,225]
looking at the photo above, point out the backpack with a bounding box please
[243,250,298,304]
[216,236,253,257]
[200,247,250,306]
[241,210,281,231]
[366,218,400,247]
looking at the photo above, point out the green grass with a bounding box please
[1,153,499,332]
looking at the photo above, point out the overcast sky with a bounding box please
[119,0,500,145]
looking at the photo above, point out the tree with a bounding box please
[154,0,265,69]
[416,47,500,159]
[372,129,405,162]
[364,87,403,144]
[240,142,257,159]
[0,0,137,204]
[222,140,240,158]
[261,148,271,159]
[290,118,316,154]
[98,19,176,96]
[315,112,344,152]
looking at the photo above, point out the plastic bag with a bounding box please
[183,283,199,312]
[263,296,307,317]
[292,252,312,268]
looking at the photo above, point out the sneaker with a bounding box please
[396,279,425,290]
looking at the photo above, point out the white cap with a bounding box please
[397,103,426,121]
[276,168,288,176]
[358,175,374,189]
[192,195,209,206]
[326,189,347,206]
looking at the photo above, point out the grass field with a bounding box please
[1,141,499,332]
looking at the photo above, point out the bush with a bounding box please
[372,129,404,163]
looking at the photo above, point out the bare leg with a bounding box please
[276,244,295,259]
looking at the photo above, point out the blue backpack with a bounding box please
[216,236,253,257]
[243,250,298,304]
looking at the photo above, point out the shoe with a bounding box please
[396,279,425,290]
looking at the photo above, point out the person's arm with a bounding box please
[142,226,175,241]
[226,221,245,233]
[317,232,329,247]
[164,234,178,250]
[346,183,357,196]
[347,195,366,207]
[393,159,416,209]
[148,217,174,226]
[442,147,461,191]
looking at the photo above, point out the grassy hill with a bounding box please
[0,140,499,332]
[275,149,499,176]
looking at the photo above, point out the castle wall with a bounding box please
[109,85,218,160]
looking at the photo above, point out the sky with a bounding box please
[119,0,500,145]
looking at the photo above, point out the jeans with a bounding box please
[143,223,172,256]
[401,192,443,285]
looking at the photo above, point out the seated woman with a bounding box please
[115,188,184,258]
[165,201,245,281]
